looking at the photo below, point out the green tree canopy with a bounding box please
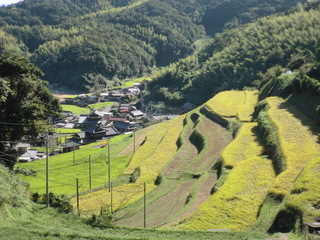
[0,55,61,166]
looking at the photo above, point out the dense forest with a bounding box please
[146,1,320,105]
[0,0,307,91]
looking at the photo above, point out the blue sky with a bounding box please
[1,0,24,6]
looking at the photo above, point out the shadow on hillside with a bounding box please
[278,101,320,144]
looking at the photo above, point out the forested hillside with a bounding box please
[146,1,320,105]
[0,0,306,90]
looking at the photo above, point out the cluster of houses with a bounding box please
[63,84,142,107]
[17,101,145,162]
[17,82,191,163]
[60,102,145,145]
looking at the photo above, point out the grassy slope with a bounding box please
[205,90,258,121]
[115,108,233,228]
[286,157,320,222]
[264,97,320,198]
[76,90,257,229]
[0,206,268,240]
[175,121,274,231]
[61,104,91,115]
[253,96,320,232]
[16,134,132,195]
[221,123,264,168]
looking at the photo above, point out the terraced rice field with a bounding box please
[205,90,258,121]
[76,183,157,217]
[176,157,275,231]
[221,122,264,168]
[171,121,273,231]
[124,116,184,183]
[188,114,233,173]
[264,97,320,198]
[286,157,320,222]
[114,110,233,228]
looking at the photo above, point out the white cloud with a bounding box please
[1,0,24,6]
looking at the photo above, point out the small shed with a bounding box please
[304,222,320,236]
[60,142,81,153]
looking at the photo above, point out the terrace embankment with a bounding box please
[255,96,320,232]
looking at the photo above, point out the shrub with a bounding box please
[31,192,73,213]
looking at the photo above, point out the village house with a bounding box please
[72,125,119,144]
[129,110,144,120]
[108,90,125,101]
[113,121,137,132]
[77,112,102,128]
[15,143,31,155]
[18,149,45,163]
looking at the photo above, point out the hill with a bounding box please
[2,84,320,238]
[146,1,320,105]
[0,0,306,91]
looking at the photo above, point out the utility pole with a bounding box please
[73,142,75,164]
[88,155,92,190]
[76,178,80,215]
[110,182,113,214]
[144,182,146,228]
[45,132,49,208]
[133,128,136,154]
[108,144,111,192]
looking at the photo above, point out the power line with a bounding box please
[28,175,76,187]
[0,121,52,126]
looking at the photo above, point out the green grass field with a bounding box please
[0,205,269,240]
[88,102,113,110]
[16,134,132,195]
[113,76,152,89]
[61,104,90,115]
[53,128,82,134]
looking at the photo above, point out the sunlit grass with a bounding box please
[238,91,259,122]
[205,90,258,121]
[53,128,82,134]
[286,157,320,222]
[88,102,113,110]
[221,122,264,168]
[137,116,184,184]
[178,157,275,231]
[124,116,184,184]
[16,135,132,195]
[265,97,320,197]
[61,104,90,115]
[74,183,157,217]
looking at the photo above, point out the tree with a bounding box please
[0,55,61,168]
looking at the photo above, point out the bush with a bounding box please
[31,192,73,213]
[0,164,30,208]
[88,205,113,228]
